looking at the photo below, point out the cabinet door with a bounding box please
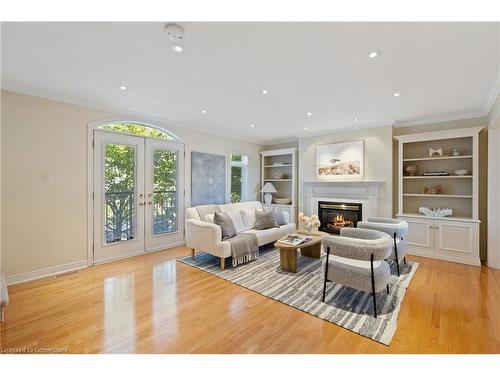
[402,217,434,254]
[434,220,478,259]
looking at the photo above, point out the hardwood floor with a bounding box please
[1,246,499,353]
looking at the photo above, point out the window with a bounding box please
[98,121,179,141]
[230,153,249,203]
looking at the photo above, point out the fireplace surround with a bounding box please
[318,201,363,235]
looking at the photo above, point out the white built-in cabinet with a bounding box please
[260,148,297,223]
[395,127,483,266]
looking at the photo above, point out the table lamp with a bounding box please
[261,182,277,204]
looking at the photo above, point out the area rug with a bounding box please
[178,247,418,345]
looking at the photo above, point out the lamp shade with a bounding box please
[261,182,277,193]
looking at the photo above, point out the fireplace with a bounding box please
[317,201,363,235]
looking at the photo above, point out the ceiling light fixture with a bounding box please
[119,85,128,91]
[354,118,359,122]
[393,92,401,97]
[250,124,255,128]
[261,89,269,95]
[201,109,207,114]
[171,44,184,53]
[307,112,312,116]
[368,51,379,58]
[304,127,308,131]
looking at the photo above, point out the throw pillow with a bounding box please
[273,208,287,226]
[254,209,279,230]
[239,209,256,230]
[226,211,245,233]
[213,212,237,240]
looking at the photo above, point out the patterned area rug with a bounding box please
[178,247,418,345]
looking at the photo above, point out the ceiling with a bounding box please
[1,22,499,144]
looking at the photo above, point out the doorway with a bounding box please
[92,126,184,263]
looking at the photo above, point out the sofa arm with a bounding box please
[185,218,223,253]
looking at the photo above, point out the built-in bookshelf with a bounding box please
[260,148,297,223]
[394,126,484,266]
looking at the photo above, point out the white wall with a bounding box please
[298,126,393,216]
[488,94,500,269]
[1,90,263,281]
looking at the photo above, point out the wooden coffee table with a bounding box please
[274,231,329,273]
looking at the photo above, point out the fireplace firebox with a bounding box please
[317,201,362,235]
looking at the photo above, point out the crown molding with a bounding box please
[483,70,500,115]
[393,111,488,128]
[1,81,267,146]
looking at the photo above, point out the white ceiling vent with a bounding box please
[164,23,185,41]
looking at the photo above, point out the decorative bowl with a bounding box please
[273,172,286,179]
[454,169,469,176]
[273,197,292,205]
[405,164,419,176]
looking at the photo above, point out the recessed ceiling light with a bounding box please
[354,118,359,122]
[368,51,379,58]
[250,124,255,128]
[201,109,207,114]
[118,85,128,91]
[393,92,401,97]
[171,44,184,53]
[261,89,269,95]
[307,112,312,116]
[304,127,308,131]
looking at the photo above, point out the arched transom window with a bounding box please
[98,121,181,141]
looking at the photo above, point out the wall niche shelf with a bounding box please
[403,155,473,162]
[394,126,484,266]
[260,148,297,223]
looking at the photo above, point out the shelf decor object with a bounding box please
[395,126,484,266]
[260,148,297,223]
[419,207,453,217]
[316,140,364,179]
[261,182,277,205]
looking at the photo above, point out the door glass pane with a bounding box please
[104,144,136,243]
[153,149,177,235]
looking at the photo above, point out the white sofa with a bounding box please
[186,201,296,269]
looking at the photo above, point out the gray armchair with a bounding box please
[322,228,392,318]
[357,217,409,276]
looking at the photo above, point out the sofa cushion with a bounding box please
[213,212,237,240]
[196,205,222,222]
[240,208,256,231]
[254,209,279,230]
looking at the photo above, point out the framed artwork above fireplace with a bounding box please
[316,139,364,179]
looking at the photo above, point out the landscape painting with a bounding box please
[316,140,364,178]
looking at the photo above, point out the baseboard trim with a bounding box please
[407,249,481,267]
[6,260,88,286]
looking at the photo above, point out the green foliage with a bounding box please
[231,165,242,203]
[101,122,173,140]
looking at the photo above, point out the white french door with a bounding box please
[93,131,184,263]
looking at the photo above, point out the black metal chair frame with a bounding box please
[322,246,389,318]
[392,233,407,277]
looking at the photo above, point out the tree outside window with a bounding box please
[230,153,249,203]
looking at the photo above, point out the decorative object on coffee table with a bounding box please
[298,212,321,234]
[261,182,277,205]
[274,230,328,273]
[429,147,443,157]
[419,207,453,217]
[405,164,419,176]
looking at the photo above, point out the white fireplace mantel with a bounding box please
[301,180,385,220]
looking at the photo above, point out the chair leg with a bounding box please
[393,234,400,277]
[386,284,390,294]
[370,253,377,318]
[191,248,195,259]
[220,257,225,270]
[322,247,330,302]
[0,305,4,322]
[403,256,407,265]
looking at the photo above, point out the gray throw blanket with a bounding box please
[227,233,259,267]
